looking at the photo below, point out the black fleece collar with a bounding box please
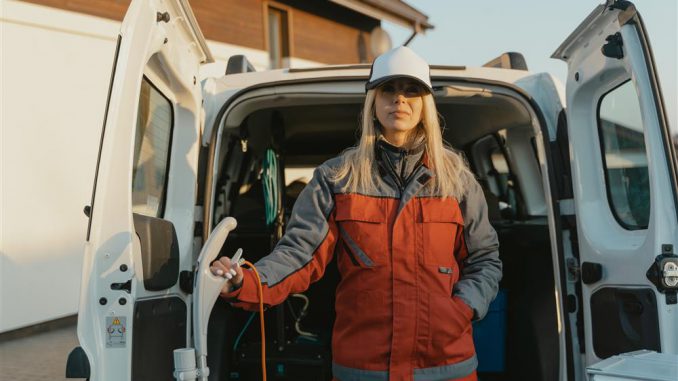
[375,134,426,155]
[375,135,426,190]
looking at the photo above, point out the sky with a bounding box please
[382,0,677,133]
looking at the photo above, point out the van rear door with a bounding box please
[75,1,212,380]
[553,0,678,370]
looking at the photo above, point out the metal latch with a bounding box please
[663,261,678,288]
[110,279,132,294]
[646,244,678,304]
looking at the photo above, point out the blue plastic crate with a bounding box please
[472,289,507,373]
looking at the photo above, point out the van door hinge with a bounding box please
[567,257,580,282]
[646,244,678,304]
[602,32,624,59]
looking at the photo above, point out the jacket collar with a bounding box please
[375,134,426,156]
[375,134,429,191]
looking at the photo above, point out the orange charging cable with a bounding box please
[242,261,266,381]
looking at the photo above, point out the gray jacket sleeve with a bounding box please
[454,178,502,320]
[255,164,336,286]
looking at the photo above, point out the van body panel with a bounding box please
[555,0,678,368]
[77,0,208,379]
[513,72,566,141]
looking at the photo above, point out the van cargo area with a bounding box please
[204,82,559,381]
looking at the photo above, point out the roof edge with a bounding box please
[329,0,433,31]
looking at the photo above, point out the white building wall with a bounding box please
[0,0,321,333]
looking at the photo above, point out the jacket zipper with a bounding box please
[382,151,404,195]
[381,149,425,197]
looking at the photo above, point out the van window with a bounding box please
[131,78,173,217]
[597,80,650,229]
[267,6,290,69]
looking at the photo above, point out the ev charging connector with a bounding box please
[172,217,241,381]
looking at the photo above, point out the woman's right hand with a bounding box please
[210,256,244,293]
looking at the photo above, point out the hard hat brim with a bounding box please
[365,74,433,93]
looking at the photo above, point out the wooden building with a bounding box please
[20,0,433,69]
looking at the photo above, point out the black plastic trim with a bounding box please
[552,110,573,200]
[131,297,187,380]
[87,35,122,241]
[590,287,660,359]
[582,262,604,284]
[65,346,90,378]
[132,213,180,291]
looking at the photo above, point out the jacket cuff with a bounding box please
[220,269,261,304]
[220,281,242,301]
[453,295,476,321]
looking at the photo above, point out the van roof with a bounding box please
[207,63,535,92]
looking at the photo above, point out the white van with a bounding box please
[66,0,678,380]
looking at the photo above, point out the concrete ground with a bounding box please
[0,324,83,380]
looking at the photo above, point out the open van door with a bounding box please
[552,0,678,372]
[71,1,213,380]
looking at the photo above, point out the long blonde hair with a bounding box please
[330,89,474,199]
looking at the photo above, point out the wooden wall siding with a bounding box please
[293,11,371,64]
[21,0,130,21]
[277,0,379,63]
[192,0,264,51]
[20,0,378,64]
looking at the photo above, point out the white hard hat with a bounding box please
[365,46,432,93]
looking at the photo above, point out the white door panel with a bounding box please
[553,0,678,369]
[76,1,211,380]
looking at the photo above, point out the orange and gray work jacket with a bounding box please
[222,139,502,381]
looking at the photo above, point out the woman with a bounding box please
[212,46,502,381]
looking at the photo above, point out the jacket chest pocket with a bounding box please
[335,197,387,268]
[419,198,464,268]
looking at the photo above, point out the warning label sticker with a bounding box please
[106,316,127,348]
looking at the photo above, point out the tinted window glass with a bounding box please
[132,78,173,217]
[598,81,649,229]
